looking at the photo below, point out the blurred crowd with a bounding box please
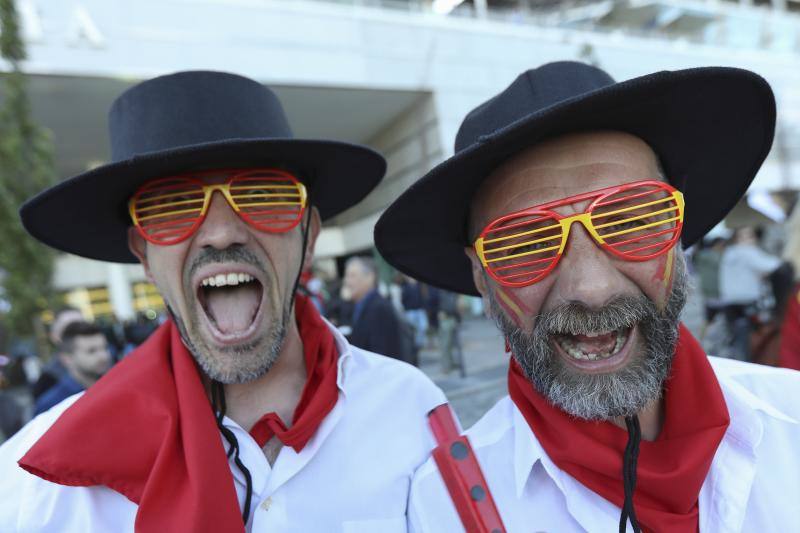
[0,307,163,443]
[690,205,800,369]
[302,256,475,376]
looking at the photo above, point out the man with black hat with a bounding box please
[375,62,800,532]
[0,71,445,532]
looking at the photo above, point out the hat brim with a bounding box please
[21,138,386,263]
[375,67,775,296]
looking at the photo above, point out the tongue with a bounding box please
[204,284,261,334]
[571,332,617,354]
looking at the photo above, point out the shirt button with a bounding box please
[260,497,273,511]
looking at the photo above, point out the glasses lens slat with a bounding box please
[131,178,206,245]
[499,267,553,281]
[590,196,674,221]
[483,219,561,244]
[483,232,562,255]
[134,198,205,214]
[480,213,563,286]
[484,243,561,264]
[492,254,558,273]
[592,185,662,207]
[229,174,305,233]
[592,205,679,230]
[598,215,680,240]
[612,239,673,257]
[606,226,679,249]
[593,185,682,259]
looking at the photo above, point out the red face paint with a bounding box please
[492,286,527,329]
[649,248,675,306]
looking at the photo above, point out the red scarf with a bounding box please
[779,284,800,371]
[249,296,339,449]
[508,324,730,533]
[18,295,338,533]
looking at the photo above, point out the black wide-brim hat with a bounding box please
[375,62,775,296]
[21,70,386,263]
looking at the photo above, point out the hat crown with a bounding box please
[454,61,615,152]
[108,71,293,162]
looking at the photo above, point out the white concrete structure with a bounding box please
[5,0,800,318]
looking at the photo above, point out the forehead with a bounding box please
[471,131,662,230]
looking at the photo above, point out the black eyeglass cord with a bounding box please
[207,186,313,527]
[212,380,253,525]
[619,415,642,533]
[289,188,313,306]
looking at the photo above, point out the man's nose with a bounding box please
[549,221,628,308]
[193,191,250,249]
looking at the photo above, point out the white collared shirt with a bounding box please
[0,323,446,532]
[409,357,800,533]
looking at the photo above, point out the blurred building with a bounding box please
[9,0,800,319]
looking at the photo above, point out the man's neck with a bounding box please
[222,320,308,461]
[612,397,665,441]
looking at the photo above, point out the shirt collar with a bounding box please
[715,367,797,451]
[511,401,557,498]
[325,315,353,396]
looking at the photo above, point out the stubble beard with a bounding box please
[167,246,294,384]
[488,255,688,421]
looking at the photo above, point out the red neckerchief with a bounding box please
[508,324,730,533]
[779,284,800,371]
[18,294,339,533]
[249,295,339,449]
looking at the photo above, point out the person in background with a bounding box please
[437,291,461,375]
[34,322,111,416]
[423,285,440,347]
[779,204,800,370]
[693,237,726,329]
[718,226,784,360]
[0,356,24,442]
[401,277,428,350]
[343,256,404,361]
[31,307,85,400]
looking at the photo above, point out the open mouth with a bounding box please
[553,326,633,364]
[196,270,265,342]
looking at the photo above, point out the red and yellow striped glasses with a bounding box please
[474,180,684,288]
[129,168,307,245]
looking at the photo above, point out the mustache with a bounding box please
[535,296,656,337]
[187,245,265,280]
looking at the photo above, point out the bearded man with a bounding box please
[375,62,800,532]
[0,71,445,532]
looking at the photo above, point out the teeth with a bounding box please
[200,272,255,288]
[556,329,629,362]
[583,330,611,338]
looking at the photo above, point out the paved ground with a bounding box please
[418,316,509,428]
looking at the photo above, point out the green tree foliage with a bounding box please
[0,0,57,339]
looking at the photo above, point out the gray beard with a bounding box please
[488,255,688,421]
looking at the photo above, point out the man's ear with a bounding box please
[464,246,489,297]
[464,247,494,320]
[301,207,322,271]
[127,227,155,282]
